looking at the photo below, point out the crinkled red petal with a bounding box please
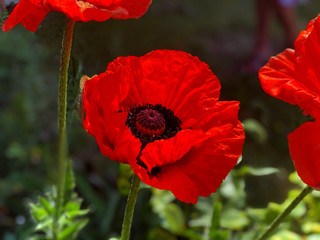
[129,101,244,203]
[139,129,209,171]
[288,121,320,190]
[48,0,152,21]
[136,101,241,171]
[294,15,320,98]
[294,15,315,56]
[190,101,240,132]
[259,49,320,119]
[2,0,49,32]
[140,50,221,118]
[83,73,140,164]
[105,58,144,109]
[106,50,221,125]
[2,0,151,32]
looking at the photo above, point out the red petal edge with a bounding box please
[2,0,49,32]
[82,73,141,164]
[2,0,152,32]
[288,121,320,190]
[259,49,320,119]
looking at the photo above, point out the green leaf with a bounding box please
[34,218,52,231]
[220,173,246,208]
[210,231,230,240]
[220,209,250,230]
[64,198,82,212]
[161,203,185,234]
[150,189,176,213]
[150,189,185,234]
[59,218,89,240]
[65,209,90,219]
[270,230,300,240]
[247,208,267,222]
[243,118,268,144]
[29,170,89,240]
[238,166,279,176]
[29,203,48,221]
[39,196,54,215]
[147,228,177,240]
[302,222,320,234]
[211,201,222,230]
[181,229,203,240]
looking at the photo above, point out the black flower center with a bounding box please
[125,103,182,177]
[136,109,166,137]
[126,103,181,145]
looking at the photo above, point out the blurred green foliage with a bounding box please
[29,159,89,240]
[2,0,320,239]
[142,170,320,240]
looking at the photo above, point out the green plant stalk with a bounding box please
[53,17,75,240]
[257,185,313,240]
[120,174,141,240]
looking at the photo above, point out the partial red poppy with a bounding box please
[82,50,245,203]
[259,15,320,189]
[2,0,152,32]
[288,121,320,190]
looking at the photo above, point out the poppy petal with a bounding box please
[83,74,140,163]
[259,49,320,118]
[107,50,220,107]
[187,101,240,131]
[130,114,244,203]
[105,56,144,108]
[83,75,114,158]
[2,0,152,32]
[288,121,320,190]
[169,120,244,203]
[105,50,221,127]
[294,14,315,56]
[2,0,49,32]
[138,129,209,172]
[48,0,152,22]
[130,101,242,177]
[294,15,320,97]
[141,50,221,111]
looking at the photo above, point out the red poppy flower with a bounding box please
[259,15,320,190]
[82,50,245,203]
[2,0,152,32]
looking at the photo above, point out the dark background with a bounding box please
[1,0,320,239]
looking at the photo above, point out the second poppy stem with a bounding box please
[120,174,141,240]
[257,185,313,240]
[53,17,75,240]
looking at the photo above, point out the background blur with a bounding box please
[1,0,320,239]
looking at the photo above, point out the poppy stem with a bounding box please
[120,174,141,240]
[53,17,75,240]
[257,185,313,240]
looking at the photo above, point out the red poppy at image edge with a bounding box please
[1,0,152,32]
[81,50,245,204]
[259,15,320,190]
